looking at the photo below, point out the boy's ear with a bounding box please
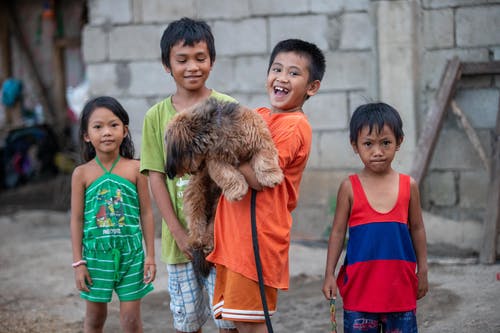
[351,141,359,154]
[306,80,321,98]
[163,63,171,74]
[396,137,404,151]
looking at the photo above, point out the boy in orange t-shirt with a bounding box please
[206,39,326,333]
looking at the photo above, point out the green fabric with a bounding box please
[82,247,153,303]
[139,91,237,264]
[82,157,143,252]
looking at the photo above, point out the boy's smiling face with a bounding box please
[266,51,320,113]
[165,40,213,92]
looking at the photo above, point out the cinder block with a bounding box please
[109,25,160,61]
[457,6,500,47]
[269,15,329,51]
[82,26,107,62]
[305,93,348,130]
[89,0,132,25]
[423,9,454,49]
[129,61,176,96]
[250,0,308,15]
[213,19,267,56]
[423,171,456,206]
[141,0,195,23]
[459,170,489,209]
[322,51,372,90]
[340,13,373,50]
[87,63,120,96]
[196,0,250,19]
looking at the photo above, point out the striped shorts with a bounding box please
[81,247,153,302]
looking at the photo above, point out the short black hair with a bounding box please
[160,17,215,68]
[79,96,135,162]
[349,102,404,144]
[267,39,326,83]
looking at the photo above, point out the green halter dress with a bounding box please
[80,156,153,302]
[82,156,143,252]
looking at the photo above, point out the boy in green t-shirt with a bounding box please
[140,17,237,333]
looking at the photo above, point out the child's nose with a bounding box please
[187,60,199,71]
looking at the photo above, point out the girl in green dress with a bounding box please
[70,96,156,333]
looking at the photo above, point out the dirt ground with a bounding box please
[0,185,499,332]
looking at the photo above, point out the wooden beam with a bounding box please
[54,36,81,49]
[461,61,500,76]
[0,2,12,82]
[5,2,56,127]
[479,98,500,264]
[410,57,462,184]
[450,100,490,174]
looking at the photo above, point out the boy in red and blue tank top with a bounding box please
[322,102,429,333]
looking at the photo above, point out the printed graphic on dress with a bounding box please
[95,188,125,230]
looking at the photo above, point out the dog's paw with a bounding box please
[257,168,284,188]
[223,181,248,201]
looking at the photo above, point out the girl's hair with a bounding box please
[79,96,135,162]
[349,102,404,145]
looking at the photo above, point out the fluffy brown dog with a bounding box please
[165,97,283,276]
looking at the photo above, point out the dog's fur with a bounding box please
[165,98,284,276]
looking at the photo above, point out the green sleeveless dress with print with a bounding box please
[80,156,153,302]
[83,156,143,251]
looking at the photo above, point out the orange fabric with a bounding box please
[206,107,312,289]
[213,265,277,323]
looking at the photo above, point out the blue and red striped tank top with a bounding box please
[337,173,418,312]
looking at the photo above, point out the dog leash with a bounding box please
[250,189,274,333]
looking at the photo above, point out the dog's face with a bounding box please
[165,104,213,179]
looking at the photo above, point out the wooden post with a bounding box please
[0,2,12,83]
[479,99,500,264]
[53,40,67,135]
[410,57,462,184]
[5,2,56,127]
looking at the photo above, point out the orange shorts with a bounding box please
[213,265,278,323]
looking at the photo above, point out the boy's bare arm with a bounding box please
[149,171,192,259]
[137,165,156,282]
[408,177,429,299]
[322,179,351,299]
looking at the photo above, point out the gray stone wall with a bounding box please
[83,0,500,252]
[419,0,500,233]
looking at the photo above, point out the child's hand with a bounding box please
[174,229,193,260]
[322,274,338,300]
[144,256,157,283]
[416,270,428,299]
[74,266,92,292]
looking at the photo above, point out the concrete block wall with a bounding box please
[83,0,500,251]
[419,0,500,235]
[83,0,376,239]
